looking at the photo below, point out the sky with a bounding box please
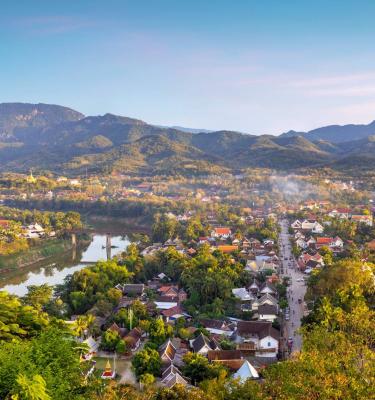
[1,0,375,135]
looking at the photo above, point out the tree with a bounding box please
[152,213,177,242]
[101,330,120,352]
[319,246,333,266]
[132,348,161,378]
[0,327,86,400]
[139,373,155,388]
[0,291,50,341]
[149,318,170,346]
[182,353,225,385]
[12,374,50,400]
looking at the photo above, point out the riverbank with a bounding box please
[0,237,89,274]
[85,215,150,234]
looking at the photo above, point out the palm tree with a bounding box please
[85,314,96,336]
[74,316,88,339]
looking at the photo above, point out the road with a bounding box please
[279,219,307,353]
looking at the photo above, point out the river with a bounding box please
[0,234,130,297]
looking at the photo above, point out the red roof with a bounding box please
[316,237,333,244]
[337,208,351,213]
[162,305,183,318]
[215,227,231,235]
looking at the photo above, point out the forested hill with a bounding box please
[0,102,374,175]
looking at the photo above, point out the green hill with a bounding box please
[1,102,375,176]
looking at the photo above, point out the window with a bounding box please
[268,342,271,347]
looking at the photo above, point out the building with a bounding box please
[190,333,220,355]
[211,227,232,239]
[233,360,259,382]
[236,321,280,358]
[101,360,116,379]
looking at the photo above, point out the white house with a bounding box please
[291,220,302,230]
[211,227,232,239]
[257,304,278,322]
[311,222,324,234]
[236,321,279,358]
[296,238,308,249]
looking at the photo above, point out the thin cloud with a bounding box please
[308,85,375,97]
[9,15,99,35]
[291,72,375,88]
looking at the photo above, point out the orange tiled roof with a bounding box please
[217,245,238,253]
[215,227,231,235]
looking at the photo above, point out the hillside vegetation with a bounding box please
[0,103,374,175]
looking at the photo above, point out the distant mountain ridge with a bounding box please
[0,102,374,175]
[281,120,375,143]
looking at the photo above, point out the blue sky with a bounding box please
[1,0,375,134]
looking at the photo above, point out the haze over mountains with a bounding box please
[0,102,374,176]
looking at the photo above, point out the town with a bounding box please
[1,170,374,399]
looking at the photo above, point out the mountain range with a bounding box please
[0,102,374,176]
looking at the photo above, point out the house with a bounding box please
[123,327,142,351]
[257,304,278,322]
[199,319,234,337]
[328,208,351,219]
[248,280,260,295]
[294,231,305,240]
[23,223,45,239]
[236,321,280,358]
[306,236,316,246]
[296,238,308,249]
[242,238,251,249]
[291,220,302,230]
[233,360,259,382]
[351,214,373,226]
[315,236,343,250]
[190,333,220,355]
[211,227,232,239]
[198,237,209,244]
[252,293,278,312]
[161,305,188,323]
[82,336,100,358]
[263,239,274,246]
[161,365,189,388]
[301,219,323,233]
[158,285,179,299]
[122,284,145,297]
[311,222,324,234]
[207,350,244,370]
[232,288,255,302]
[217,245,238,253]
[259,282,277,296]
[298,252,324,270]
[108,322,126,338]
[159,339,177,366]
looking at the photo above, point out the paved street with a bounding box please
[279,219,307,353]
